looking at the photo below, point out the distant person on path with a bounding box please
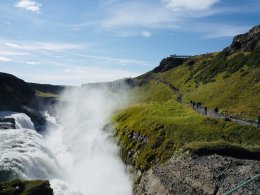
[256,116,260,128]
[204,106,208,115]
[214,107,218,113]
[192,102,195,108]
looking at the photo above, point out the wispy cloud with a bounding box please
[0,50,29,56]
[0,56,13,62]
[4,21,12,25]
[142,31,152,38]
[21,61,41,65]
[98,2,176,30]
[15,0,41,13]
[4,41,84,52]
[77,54,151,67]
[74,0,256,39]
[163,0,219,11]
[194,23,251,38]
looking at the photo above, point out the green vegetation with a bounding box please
[113,80,260,172]
[155,48,260,119]
[0,179,53,195]
[35,90,58,98]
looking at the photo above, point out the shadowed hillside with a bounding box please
[0,73,35,110]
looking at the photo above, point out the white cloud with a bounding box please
[15,0,41,13]
[98,3,176,30]
[194,23,250,38]
[4,41,84,52]
[77,54,151,67]
[0,50,29,56]
[22,61,41,65]
[163,0,220,11]
[78,0,223,37]
[142,31,152,38]
[0,56,13,62]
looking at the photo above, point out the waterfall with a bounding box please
[0,84,132,195]
[45,86,132,195]
[0,112,62,184]
[0,128,62,181]
[0,111,35,129]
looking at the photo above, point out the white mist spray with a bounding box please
[46,85,132,195]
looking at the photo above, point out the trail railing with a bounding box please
[223,173,260,195]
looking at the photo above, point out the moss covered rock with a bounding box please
[0,179,53,195]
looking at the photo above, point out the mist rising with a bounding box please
[46,84,132,195]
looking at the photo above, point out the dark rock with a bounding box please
[0,118,16,129]
[223,25,260,55]
[153,57,187,73]
[0,179,53,195]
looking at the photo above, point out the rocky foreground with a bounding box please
[135,154,260,195]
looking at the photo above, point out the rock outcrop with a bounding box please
[0,118,16,129]
[135,154,260,195]
[223,25,260,54]
[82,78,134,92]
[153,56,188,73]
[0,179,53,195]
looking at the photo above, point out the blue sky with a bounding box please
[0,0,259,85]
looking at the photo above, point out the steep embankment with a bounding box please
[112,25,260,193]
[0,73,35,110]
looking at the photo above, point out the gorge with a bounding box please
[0,25,260,195]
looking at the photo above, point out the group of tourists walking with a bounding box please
[190,101,215,116]
[189,100,259,128]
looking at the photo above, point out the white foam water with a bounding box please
[45,86,132,195]
[0,128,62,180]
[0,111,35,129]
[0,85,132,195]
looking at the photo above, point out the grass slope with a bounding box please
[154,48,260,120]
[113,80,260,172]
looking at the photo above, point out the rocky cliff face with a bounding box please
[82,78,134,92]
[223,25,260,54]
[135,154,260,195]
[153,56,188,73]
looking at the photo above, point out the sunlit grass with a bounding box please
[112,80,260,171]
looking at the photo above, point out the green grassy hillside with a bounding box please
[113,80,260,172]
[154,48,260,120]
[112,26,260,174]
